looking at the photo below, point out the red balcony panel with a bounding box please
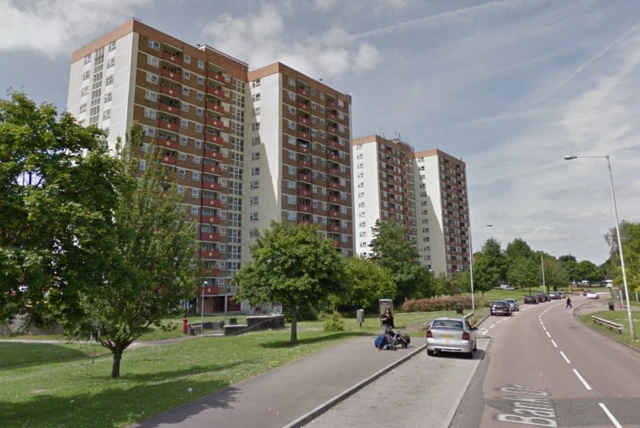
[205,133,225,144]
[328,168,340,176]
[328,154,339,161]
[327,126,338,134]
[199,249,221,259]
[157,137,178,150]
[200,268,221,278]
[329,210,341,218]
[298,145,311,154]
[327,139,339,148]
[328,225,341,233]
[298,173,311,182]
[298,220,312,226]
[161,68,181,82]
[329,113,338,121]
[328,101,339,108]
[200,215,222,226]
[208,87,228,100]
[297,102,309,111]
[204,199,222,208]
[328,181,339,189]
[199,231,221,242]
[297,160,311,168]
[297,116,310,125]
[297,189,312,197]
[198,285,220,295]
[296,87,309,97]
[298,205,311,213]
[205,165,223,175]
[160,86,181,99]
[159,120,178,132]
[206,117,224,128]
[298,131,310,140]
[159,102,180,115]
[329,196,340,204]
[203,181,223,191]
[159,154,177,166]
[206,102,225,112]
[205,149,225,160]
[162,52,183,66]
[208,71,227,84]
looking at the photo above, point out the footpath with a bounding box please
[129,335,423,428]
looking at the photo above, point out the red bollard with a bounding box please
[182,318,189,334]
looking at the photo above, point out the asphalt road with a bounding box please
[451,295,640,428]
[308,339,489,428]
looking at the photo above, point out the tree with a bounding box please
[507,257,540,294]
[66,125,199,378]
[505,239,534,263]
[541,255,570,291]
[558,254,577,263]
[233,221,345,344]
[369,220,430,302]
[472,253,500,296]
[575,260,603,283]
[0,91,124,324]
[338,257,395,310]
[480,238,507,281]
[604,221,640,293]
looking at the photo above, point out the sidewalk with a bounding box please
[128,335,420,428]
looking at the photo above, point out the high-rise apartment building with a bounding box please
[352,136,469,277]
[66,20,353,314]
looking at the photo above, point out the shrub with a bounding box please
[401,295,487,312]
[323,312,345,331]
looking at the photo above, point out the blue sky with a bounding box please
[2,0,640,264]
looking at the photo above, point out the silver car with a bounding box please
[503,298,519,312]
[426,317,477,358]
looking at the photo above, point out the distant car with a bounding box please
[503,298,519,312]
[548,293,561,300]
[586,292,600,299]
[499,284,515,290]
[524,295,538,304]
[556,291,565,298]
[491,301,512,316]
[426,317,477,358]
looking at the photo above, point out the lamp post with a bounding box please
[541,253,546,294]
[201,280,208,337]
[564,155,635,340]
[469,224,493,311]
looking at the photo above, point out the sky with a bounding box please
[2,0,640,265]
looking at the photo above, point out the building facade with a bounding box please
[66,20,353,313]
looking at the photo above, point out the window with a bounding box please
[288,121,295,130]
[146,72,158,84]
[104,75,113,86]
[81,86,89,97]
[250,180,259,190]
[288,91,295,101]
[192,171,200,181]
[148,39,160,50]
[144,126,155,137]
[183,54,191,64]
[102,109,111,120]
[79,103,87,113]
[252,93,260,102]
[107,58,115,68]
[139,160,146,171]
[183,70,191,80]
[178,153,186,161]
[359,221,366,228]
[287,195,296,205]
[251,152,260,161]
[195,124,203,133]
[198,60,205,69]
[181,119,188,129]
[196,91,204,101]
[251,167,260,176]
[252,136,261,146]
[192,189,199,198]
[82,70,90,80]
[182,86,190,96]
[250,212,259,221]
[250,196,259,206]
[288,77,295,86]
[196,107,203,117]
[179,136,187,146]
[177,169,185,178]
[252,122,260,131]
[197,75,205,85]
[147,55,159,67]
[84,55,91,64]
[181,103,189,113]
[194,140,202,149]
[288,166,296,176]
[193,156,201,164]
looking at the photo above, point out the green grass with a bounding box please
[578,310,640,351]
[0,329,363,428]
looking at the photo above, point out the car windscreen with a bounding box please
[504,299,514,303]
[493,302,506,306]
[431,320,463,329]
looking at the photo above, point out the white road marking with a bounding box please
[573,369,592,390]
[598,403,623,428]
[482,330,490,336]
[497,320,503,324]
[546,332,551,338]
[543,326,547,331]
[489,325,495,330]
[560,351,571,364]
[551,340,558,348]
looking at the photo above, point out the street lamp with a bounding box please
[541,253,546,294]
[469,224,493,311]
[201,280,208,337]
[564,154,635,340]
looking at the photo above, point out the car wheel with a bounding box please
[427,350,435,356]
[473,342,477,352]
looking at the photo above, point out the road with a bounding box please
[451,295,640,428]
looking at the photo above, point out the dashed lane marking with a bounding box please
[560,351,571,364]
[573,369,592,391]
[546,332,551,338]
[550,340,558,348]
[598,403,623,428]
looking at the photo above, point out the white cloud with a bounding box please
[0,0,157,57]
[202,3,381,78]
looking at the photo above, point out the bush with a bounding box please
[323,312,345,331]
[401,295,487,312]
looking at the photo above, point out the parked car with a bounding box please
[524,295,538,304]
[426,317,477,358]
[503,298,519,312]
[499,284,515,290]
[491,301,512,316]
[537,294,550,302]
[586,292,600,299]
[556,291,565,298]
[548,293,560,300]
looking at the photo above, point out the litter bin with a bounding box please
[456,304,464,315]
[608,301,615,311]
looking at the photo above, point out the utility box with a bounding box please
[356,309,364,327]
[379,299,393,325]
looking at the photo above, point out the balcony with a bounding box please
[207,71,227,84]
[157,137,178,150]
[159,153,177,166]
[161,68,181,83]
[159,102,180,116]
[206,102,225,113]
[328,167,340,176]
[327,139,339,148]
[298,205,312,213]
[297,173,311,182]
[200,215,222,226]
[203,181,223,191]
[296,87,310,98]
[205,149,225,160]
[199,249,221,259]
[297,144,311,154]
[297,102,310,112]
[297,159,311,168]
[297,188,312,198]
[328,181,339,189]
[328,224,341,233]
[158,120,178,132]
[162,51,183,66]
[328,195,340,204]
[328,113,338,121]
[297,130,310,141]
[205,133,225,144]
[298,219,312,226]
[328,153,339,162]
[200,268,221,277]
[207,87,228,100]
[160,85,181,99]
[206,117,224,129]
[297,116,310,126]
[203,199,222,208]
[205,165,223,175]
[328,210,341,218]
[327,126,338,135]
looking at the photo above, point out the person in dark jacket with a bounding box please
[374,331,391,350]
[380,308,395,332]
[566,296,572,309]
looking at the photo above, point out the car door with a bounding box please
[466,320,476,344]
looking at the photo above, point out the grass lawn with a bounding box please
[0,329,364,428]
[578,310,640,351]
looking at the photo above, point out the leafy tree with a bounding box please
[558,254,577,263]
[472,252,500,296]
[0,91,124,324]
[480,237,507,281]
[67,125,199,378]
[604,221,640,293]
[505,239,534,263]
[541,254,569,291]
[337,256,395,310]
[507,257,540,294]
[233,221,345,344]
[575,260,603,283]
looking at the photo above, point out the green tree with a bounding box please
[505,239,534,263]
[558,254,577,263]
[541,255,569,291]
[480,237,507,281]
[67,125,199,378]
[233,221,345,344]
[0,91,124,324]
[604,221,640,293]
[575,260,603,283]
[338,256,395,310]
[473,253,500,296]
[507,257,540,294]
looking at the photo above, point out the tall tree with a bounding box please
[472,253,500,296]
[67,125,199,378]
[541,255,570,291]
[233,221,345,344]
[559,254,577,263]
[505,239,534,263]
[507,257,540,294]
[0,91,124,324]
[337,257,395,310]
[480,237,507,282]
[604,221,640,293]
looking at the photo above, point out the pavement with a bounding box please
[128,335,420,428]
[450,295,640,428]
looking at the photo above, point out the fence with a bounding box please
[592,316,623,334]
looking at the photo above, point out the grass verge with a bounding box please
[577,309,640,352]
[0,329,364,428]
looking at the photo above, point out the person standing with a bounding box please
[566,296,572,309]
[380,307,395,332]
